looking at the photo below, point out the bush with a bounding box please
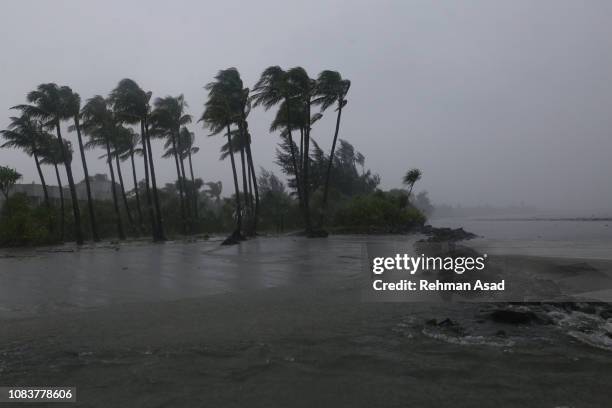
[0,194,57,247]
[331,190,425,233]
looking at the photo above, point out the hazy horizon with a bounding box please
[2,0,612,213]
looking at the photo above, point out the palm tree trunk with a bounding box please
[302,101,312,233]
[226,124,242,233]
[140,121,157,240]
[171,133,187,234]
[130,149,144,232]
[299,127,304,169]
[115,152,135,233]
[240,148,249,215]
[53,163,65,242]
[144,119,165,241]
[178,153,190,226]
[55,122,83,245]
[245,141,259,234]
[319,103,343,227]
[247,157,253,208]
[74,116,99,242]
[284,98,305,223]
[106,140,125,240]
[187,150,198,219]
[33,152,49,207]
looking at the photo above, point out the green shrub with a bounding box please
[331,190,425,233]
[0,194,57,246]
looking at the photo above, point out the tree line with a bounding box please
[1,67,351,244]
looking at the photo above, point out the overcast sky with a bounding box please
[1,0,612,212]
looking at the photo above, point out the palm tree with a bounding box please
[286,68,316,227]
[201,68,245,241]
[116,129,144,232]
[179,127,200,219]
[110,79,165,241]
[13,83,84,244]
[236,88,260,235]
[1,114,50,207]
[80,95,125,240]
[40,136,72,241]
[403,168,423,199]
[314,70,351,227]
[150,95,192,234]
[64,88,99,242]
[252,66,312,232]
[111,126,136,233]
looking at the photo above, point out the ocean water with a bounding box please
[430,216,612,242]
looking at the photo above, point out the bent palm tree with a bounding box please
[252,66,310,232]
[201,68,244,242]
[40,137,72,241]
[116,129,144,232]
[403,168,423,200]
[1,114,51,207]
[313,70,351,227]
[150,95,192,234]
[81,95,125,240]
[110,79,165,241]
[65,88,99,242]
[179,127,200,219]
[14,83,83,244]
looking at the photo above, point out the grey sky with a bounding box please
[1,0,611,212]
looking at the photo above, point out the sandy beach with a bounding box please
[1,235,611,407]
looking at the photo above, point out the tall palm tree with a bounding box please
[252,66,310,232]
[201,68,245,241]
[80,95,125,240]
[219,129,250,216]
[403,168,422,200]
[14,83,84,244]
[313,70,351,227]
[116,129,144,232]
[65,88,99,242]
[1,114,51,207]
[179,127,200,219]
[110,79,165,241]
[111,126,136,233]
[40,136,72,241]
[150,95,192,234]
[236,87,260,234]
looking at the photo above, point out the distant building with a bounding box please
[0,173,117,209]
[75,174,115,201]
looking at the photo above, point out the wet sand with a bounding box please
[1,236,612,407]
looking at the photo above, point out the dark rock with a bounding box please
[221,230,246,246]
[418,225,477,243]
[490,309,538,325]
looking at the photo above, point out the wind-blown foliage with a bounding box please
[14,83,84,244]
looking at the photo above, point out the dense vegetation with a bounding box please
[1,67,425,246]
